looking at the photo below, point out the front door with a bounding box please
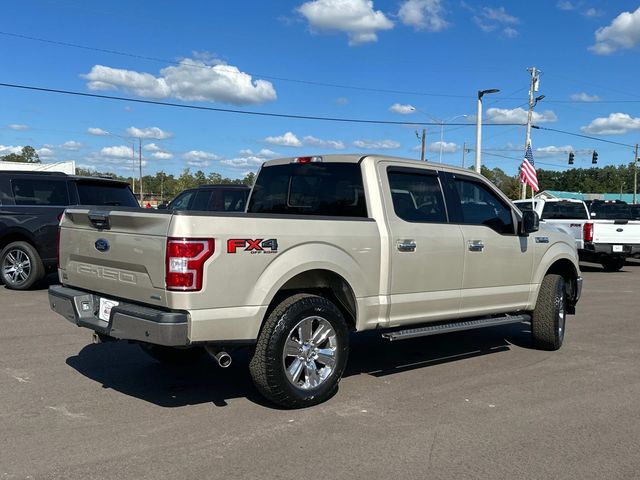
[442,173,534,316]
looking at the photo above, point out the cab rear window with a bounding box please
[248,163,367,217]
[541,202,588,220]
[76,181,139,207]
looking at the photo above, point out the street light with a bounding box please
[439,114,468,163]
[104,131,143,203]
[475,88,500,173]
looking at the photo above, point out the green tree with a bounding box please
[1,146,41,163]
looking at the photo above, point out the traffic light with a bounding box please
[592,150,598,164]
[568,152,575,165]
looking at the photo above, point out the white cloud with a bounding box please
[151,151,173,160]
[257,148,279,157]
[581,112,640,135]
[428,141,458,153]
[473,6,519,34]
[398,0,448,32]
[265,131,302,147]
[503,27,518,38]
[126,126,173,139]
[353,139,400,149]
[590,7,640,54]
[570,92,601,102]
[83,59,277,105]
[7,124,28,131]
[534,145,573,157]
[583,8,603,18]
[87,127,109,136]
[556,1,576,10]
[0,145,22,155]
[101,145,135,158]
[144,143,161,151]
[302,135,345,149]
[484,107,558,124]
[297,0,394,45]
[335,97,349,105]
[36,147,54,158]
[221,156,265,168]
[389,103,415,114]
[186,159,211,168]
[61,140,82,151]
[183,150,220,162]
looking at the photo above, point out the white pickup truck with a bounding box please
[49,155,582,408]
[516,198,640,271]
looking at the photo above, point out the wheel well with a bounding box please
[546,259,578,303]
[267,269,357,329]
[0,232,35,252]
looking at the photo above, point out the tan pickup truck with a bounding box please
[49,154,582,408]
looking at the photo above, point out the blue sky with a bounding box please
[1,0,640,179]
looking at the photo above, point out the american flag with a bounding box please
[520,143,539,192]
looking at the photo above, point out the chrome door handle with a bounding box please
[397,240,417,252]
[468,240,484,252]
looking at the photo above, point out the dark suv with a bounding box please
[163,184,250,212]
[0,171,138,289]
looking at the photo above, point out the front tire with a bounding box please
[601,256,625,272]
[531,274,567,351]
[0,241,45,290]
[249,294,349,408]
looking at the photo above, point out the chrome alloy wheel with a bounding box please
[282,316,338,390]
[2,249,32,284]
[558,291,566,342]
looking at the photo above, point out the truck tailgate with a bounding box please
[593,221,640,245]
[59,208,171,307]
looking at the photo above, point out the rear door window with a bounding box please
[190,190,213,211]
[11,178,70,206]
[387,169,447,223]
[248,163,367,217]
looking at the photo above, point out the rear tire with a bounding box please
[139,344,205,365]
[531,274,567,351]
[0,241,45,290]
[249,294,349,408]
[601,257,625,272]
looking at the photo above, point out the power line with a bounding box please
[533,125,636,149]
[0,82,528,127]
[478,150,572,170]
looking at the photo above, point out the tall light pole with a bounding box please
[475,88,500,173]
[439,114,468,163]
[521,66,544,199]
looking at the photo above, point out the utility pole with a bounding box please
[462,141,466,168]
[138,138,143,204]
[634,143,639,204]
[131,144,136,195]
[416,129,426,161]
[475,88,499,173]
[522,67,541,199]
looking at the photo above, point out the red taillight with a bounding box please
[583,222,593,243]
[292,156,322,164]
[165,238,214,291]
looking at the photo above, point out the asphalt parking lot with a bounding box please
[1,262,639,480]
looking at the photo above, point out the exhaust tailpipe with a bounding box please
[205,346,232,368]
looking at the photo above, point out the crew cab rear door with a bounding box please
[379,164,463,326]
[442,172,534,316]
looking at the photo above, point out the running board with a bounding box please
[381,314,531,342]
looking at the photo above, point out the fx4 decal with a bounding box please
[227,238,279,254]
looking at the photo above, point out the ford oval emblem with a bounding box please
[95,238,110,252]
[616,228,624,232]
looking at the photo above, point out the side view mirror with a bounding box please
[519,210,539,235]
[157,203,168,210]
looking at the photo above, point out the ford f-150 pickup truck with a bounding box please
[49,154,582,408]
